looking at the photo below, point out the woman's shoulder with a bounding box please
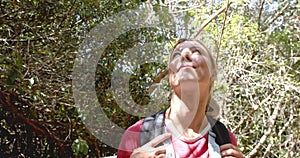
[126,119,144,132]
[227,130,238,146]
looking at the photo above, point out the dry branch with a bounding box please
[191,1,233,39]
[265,1,289,26]
[248,97,284,157]
[258,0,265,29]
[217,0,231,62]
[0,87,65,155]
[233,88,279,132]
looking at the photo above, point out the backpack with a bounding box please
[140,110,231,146]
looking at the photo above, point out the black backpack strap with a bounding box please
[207,116,231,145]
[140,110,166,146]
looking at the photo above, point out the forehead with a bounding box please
[173,41,208,53]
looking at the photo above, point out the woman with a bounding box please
[118,39,244,158]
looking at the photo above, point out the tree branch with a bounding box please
[0,87,65,155]
[217,0,231,62]
[232,88,278,133]
[191,1,233,39]
[258,0,265,30]
[265,1,289,26]
[248,96,284,157]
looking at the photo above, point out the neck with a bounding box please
[166,92,209,138]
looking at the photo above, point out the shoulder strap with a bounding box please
[140,110,166,146]
[140,111,231,146]
[207,116,231,145]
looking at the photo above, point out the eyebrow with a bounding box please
[189,46,201,52]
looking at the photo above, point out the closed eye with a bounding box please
[189,47,202,55]
[172,52,181,59]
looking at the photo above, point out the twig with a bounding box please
[248,97,284,157]
[145,68,168,95]
[191,1,233,39]
[286,140,296,158]
[217,0,231,62]
[232,107,256,133]
[168,5,203,14]
[258,0,265,30]
[94,138,101,158]
[262,143,272,158]
[265,2,289,26]
[0,38,31,42]
[0,8,20,19]
[84,127,101,157]
[278,104,294,136]
[64,116,72,142]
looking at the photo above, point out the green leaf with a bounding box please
[16,53,22,70]
[6,68,20,86]
[79,138,89,155]
[71,138,89,156]
[0,55,7,63]
[71,139,80,156]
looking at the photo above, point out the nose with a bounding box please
[181,49,192,62]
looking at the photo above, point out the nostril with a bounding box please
[181,50,192,62]
[185,55,192,62]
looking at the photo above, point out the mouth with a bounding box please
[177,65,197,72]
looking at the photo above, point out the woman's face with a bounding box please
[169,40,215,84]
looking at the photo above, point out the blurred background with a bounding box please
[0,0,299,157]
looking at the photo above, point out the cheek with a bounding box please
[193,55,207,67]
[193,56,213,75]
[169,57,182,72]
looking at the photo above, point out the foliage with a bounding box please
[0,0,299,157]
[0,0,143,157]
[190,0,300,157]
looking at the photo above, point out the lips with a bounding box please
[169,57,198,73]
[177,65,197,72]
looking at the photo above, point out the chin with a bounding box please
[179,77,199,81]
[176,69,199,80]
